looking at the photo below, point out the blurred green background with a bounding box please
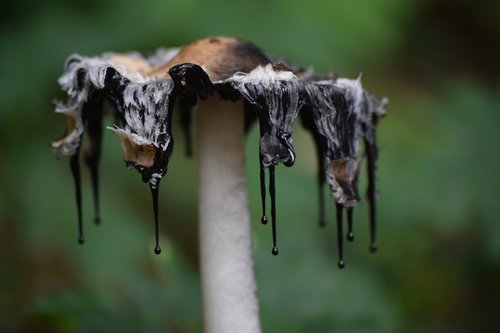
[1,0,499,332]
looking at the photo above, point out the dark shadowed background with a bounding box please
[1,0,499,332]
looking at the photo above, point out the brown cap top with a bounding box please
[148,37,270,81]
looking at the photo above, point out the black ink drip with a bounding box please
[314,136,326,228]
[169,63,214,156]
[336,203,345,268]
[364,137,377,253]
[259,154,268,225]
[150,184,161,255]
[269,165,278,255]
[70,151,84,244]
[83,92,104,225]
[347,207,354,241]
[103,67,129,126]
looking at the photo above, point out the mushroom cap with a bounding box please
[148,37,270,81]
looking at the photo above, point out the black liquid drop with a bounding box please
[365,138,377,253]
[83,92,104,226]
[336,203,345,269]
[347,207,354,241]
[150,184,161,255]
[70,152,84,244]
[269,165,278,255]
[259,155,268,225]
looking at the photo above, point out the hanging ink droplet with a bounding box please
[150,184,161,255]
[315,138,327,228]
[259,155,268,225]
[364,138,377,253]
[70,151,85,245]
[269,165,278,255]
[336,203,345,268]
[347,207,354,241]
[83,91,104,226]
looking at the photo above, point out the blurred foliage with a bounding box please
[1,0,499,332]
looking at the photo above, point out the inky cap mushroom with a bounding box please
[52,36,388,265]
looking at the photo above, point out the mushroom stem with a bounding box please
[197,96,261,333]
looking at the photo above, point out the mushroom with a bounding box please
[52,36,388,333]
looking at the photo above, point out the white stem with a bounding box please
[197,96,261,333]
